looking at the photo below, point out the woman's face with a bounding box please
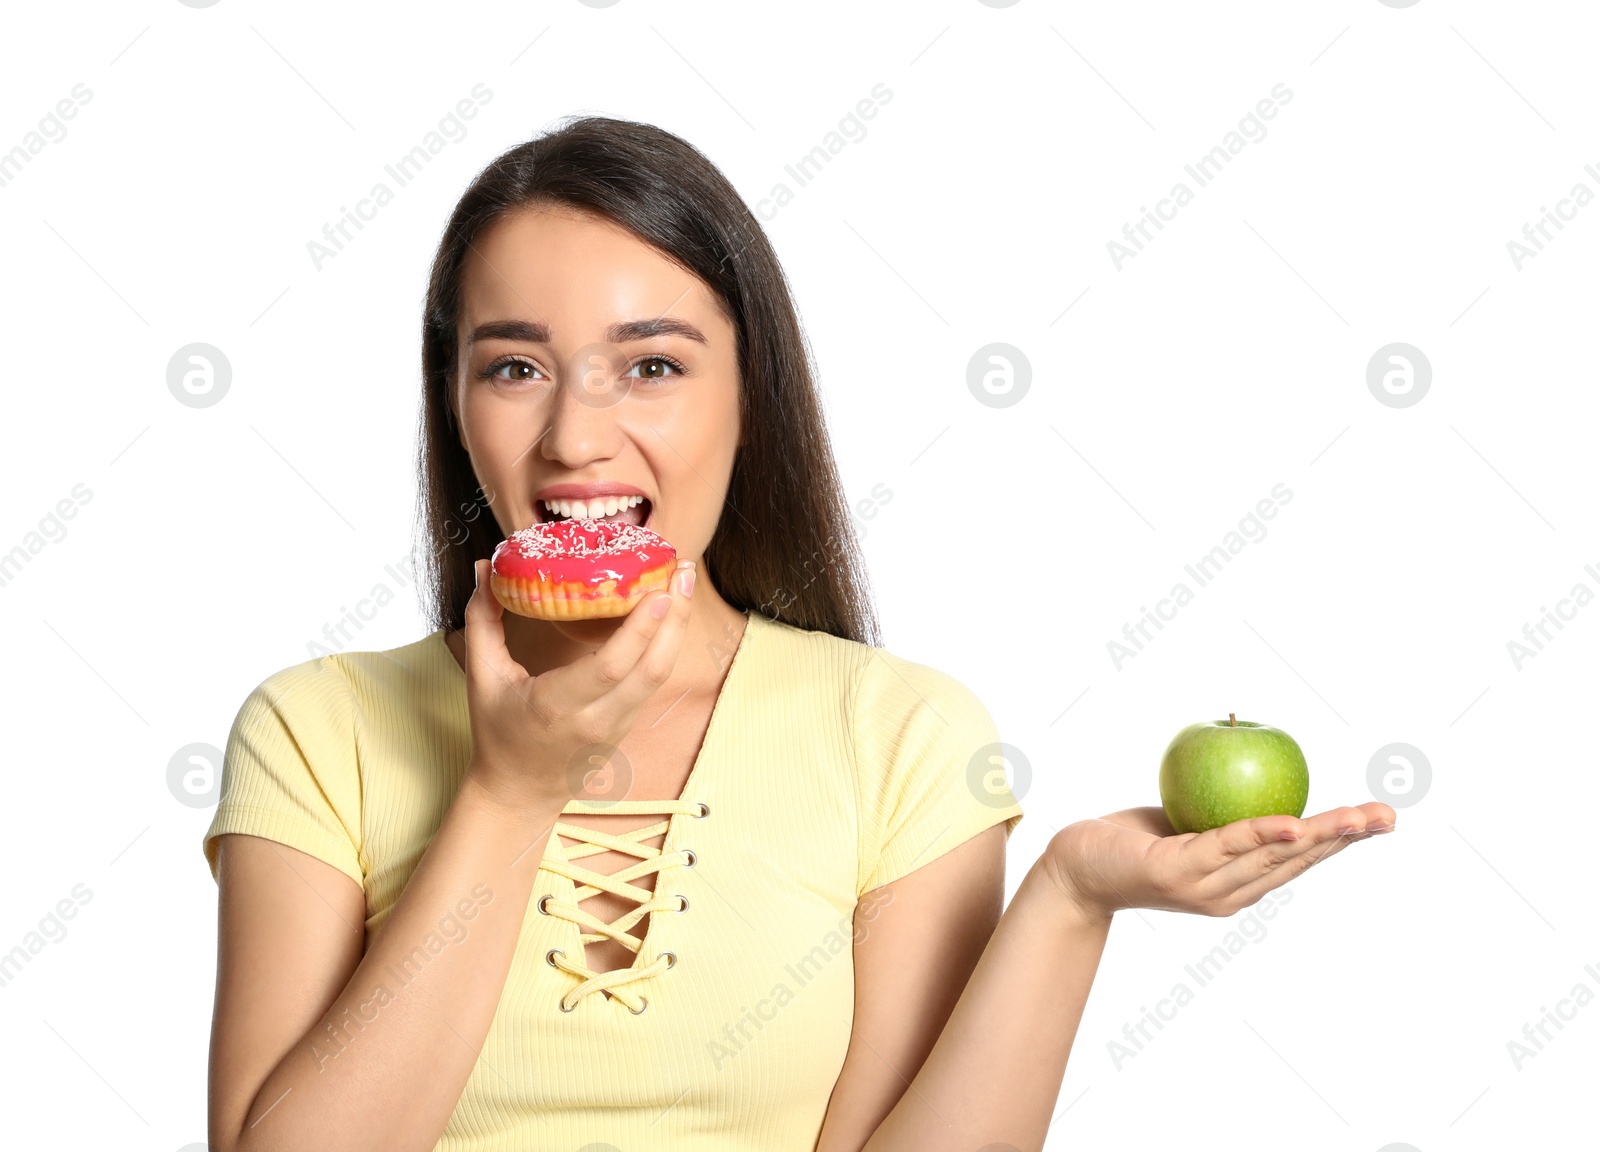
[451,203,741,568]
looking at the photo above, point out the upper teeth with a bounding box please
[544,494,645,519]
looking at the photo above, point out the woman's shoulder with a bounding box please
[747,609,877,692]
[233,631,457,719]
[752,611,988,723]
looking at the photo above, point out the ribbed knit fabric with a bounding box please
[203,608,1025,1150]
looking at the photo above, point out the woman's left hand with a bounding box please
[1041,802,1397,921]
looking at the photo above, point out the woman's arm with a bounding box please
[210,558,697,1152]
[815,830,1108,1152]
[826,801,1393,1151]
[856,856,1110,1151]
[209,779,566,1152]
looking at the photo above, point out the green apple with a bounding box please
[1158,714,1309,834]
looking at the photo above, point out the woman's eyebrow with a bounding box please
[467,317,708,345]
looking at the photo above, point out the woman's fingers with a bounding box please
[1204,811,1357,891]
[1178,812,1308,871]
[570,561,693,708]
[1201,803,1397,904]
[611,561,695,708]
[1220,832,1359,908]
[1354,801,1398,831]
[573,590,675,699]
[1180,800,1398,868]
[461,559,526,692]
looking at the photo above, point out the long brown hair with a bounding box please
[417,115,880,646]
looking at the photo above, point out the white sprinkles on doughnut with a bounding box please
[504,519,669,562]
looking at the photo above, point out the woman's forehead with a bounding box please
[461,207,726,337]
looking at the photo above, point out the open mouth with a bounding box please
[536,495,653,529]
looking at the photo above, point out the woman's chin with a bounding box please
[548,615,628,645]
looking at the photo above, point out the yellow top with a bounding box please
[203,608,1024,1150]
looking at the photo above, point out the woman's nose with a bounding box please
[540,346,629,465]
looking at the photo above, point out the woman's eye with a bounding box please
[485,359,545,383]
[626,356,684,381]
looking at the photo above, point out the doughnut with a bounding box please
[489,519,677,621]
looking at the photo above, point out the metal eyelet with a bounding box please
[628,997,650,1015]
[681,849,696,868]
[536,894,554,915]
[673,894,689,913]
[558,998,576,1013]
[695,802,710,818]
[660,951,677,969]
[545,948,564,967]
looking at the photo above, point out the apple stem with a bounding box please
[1229,713,1237,727]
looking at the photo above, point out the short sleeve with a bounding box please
[201,658,364,888]
[852,649,1024,897]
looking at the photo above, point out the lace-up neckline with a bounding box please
[539,798,709,1012]
[531,610,756,1014]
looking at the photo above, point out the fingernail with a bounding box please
[1337,825,1358,836]
[1278,828,1301,841]
[1369,822,1394,833]
[650,594,671,619]
[474,561,480,589]
[678,566,695,597]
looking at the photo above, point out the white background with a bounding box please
[1,1,1595,1149]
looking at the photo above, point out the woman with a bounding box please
[202,116,1395,1152]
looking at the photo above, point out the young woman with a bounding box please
[202,117,1395,1152]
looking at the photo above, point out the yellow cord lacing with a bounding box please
[538,797,707,1013]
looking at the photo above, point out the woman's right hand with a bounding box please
[458,557,696,815]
